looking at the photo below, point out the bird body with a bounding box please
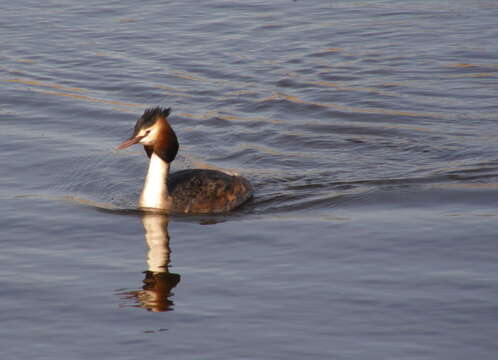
[117,107,253,214]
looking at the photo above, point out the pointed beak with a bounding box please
[116,135,145,150]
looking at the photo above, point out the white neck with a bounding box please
[139,152,171,210]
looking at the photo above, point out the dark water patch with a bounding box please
[354,185,498,211]
[250,96,324,114]
[209,147,260,163]
[197,116,233,128]
[293,121,425,138]
[268,131,344,151]
[308,48,344,59]
[249,165,498,215]
[254,182,498,216]
[318,73,360,82]
[275,78,312,89]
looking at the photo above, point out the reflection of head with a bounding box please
[141,271,181,312]
[118,271,180,312]
[118,214,181,312]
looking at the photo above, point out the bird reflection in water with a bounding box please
[118,214,180,312]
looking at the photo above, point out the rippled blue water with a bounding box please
[1,1,498,359]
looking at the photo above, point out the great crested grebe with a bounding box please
[117,107,253,214]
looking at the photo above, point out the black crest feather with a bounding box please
[132,106,172,136]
